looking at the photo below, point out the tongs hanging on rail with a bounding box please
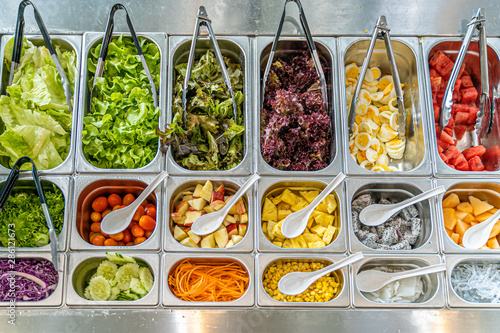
[261,0,328,111]
[0,157,59,271]
[348,16,405,139]
[8,0,73,113]
[439,8,492,146]
[90,3,158,109]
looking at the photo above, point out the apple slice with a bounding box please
[188,198,206,211]
[239,213,248,224]
[225,240,235,248]
[236,199,246,214]
[180,237,199,248]
[173,225,188,241]
[223,220,231,227]
[201,234,216,248]
[203,205,215,214]
[211,185,225,203]
[210,200,225,211]
[193,184,204,198]
[224,195,233,203]
[231,234,243,245]
[224,214,236,224]
[201,180,213,202]
[171,212,184,223]
[214,228,228,248]
[175,200,189,216]
[227,224,238,238]
[187,230,201,244]
[184,211,202,225]
[238,224,247,236]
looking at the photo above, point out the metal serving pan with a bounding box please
[446,254,500,308]
[351,254,445,308]
[346,178,439,254]
[166,36,252,176]
[421,37,500,177]
[164,177,254,253]
[0,252,65,308]
[256,177,347,253]
[435,179,500,254]
[256,253,349,308]
[0,175,72,252]
[338,37,432,176]
[69,174,163,252]
[66,252,160,307]
[0,35,81,175]
[255,37,343,176]
[162,253,254,307]
[76,32,166,174]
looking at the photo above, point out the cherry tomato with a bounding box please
[145,203,155,210]
[139,215,156,231]
[90,212,102,222]
[113,205,126,211]
[141,200,149,206]
[92,235,106,246]
[101,231,109,238]
[90,222,102,233]
[104,238,118,246]
[128,221,138,230]
[123,193,135,206]
[107,193,123,208]
[92,196,108,213]
[134,237,147,245]
[122,229,132,243]
[102,208,112,218]
[131,225,145,238]
[144,230,153,238]
[132,205,145,221]
[117,241,125,246]
[89,233,101,243]
[126,242,134,246]
[109,232,124,241]
[89,231,95,239]
[145,206,156,220]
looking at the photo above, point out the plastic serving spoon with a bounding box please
[281,173,346,239]
[278,252,364,296]
[191,174,260,236]
[462,209,500,249]
[356,263,446,293]
[359,186,446,227]
[100,171,167,235]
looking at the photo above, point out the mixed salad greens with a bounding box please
[0,184,65,248]
[157,50,245,171]
[0,37,77,170]
[82,35,161,169]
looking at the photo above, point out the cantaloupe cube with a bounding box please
[450,232,460,244]
[489,221,500,238]
[443,208,458,230]
[462,213,476,223]
[476,212,493,222]
[489,208,499,214]
[469,196,494,216]
[455,220,470,235]
[445,228,453,237]
[455,212,468,220]
[456,202,473,213]
[480,245,490,249]
[471,221,478,226]
[443,193,460,208]
[487,238,500,249]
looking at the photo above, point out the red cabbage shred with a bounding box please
[261,51,331,171]
[0,258,58,302]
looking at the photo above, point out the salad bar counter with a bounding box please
[2,0,500,332]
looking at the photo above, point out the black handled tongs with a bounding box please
[348,16,405,139]
[9,0,72,113]
[440,8,491,146]
[90,3,158,109]
[0,157,58,271]
[261,0,328,111]
[182,6,237,126]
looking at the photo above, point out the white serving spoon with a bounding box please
[278,252,364,296]
[100,171,167,235]
[462,209,500,249]
[281,173,346,239]
[359,186,446,226]
[190,174,260,236]
[356,263,446,293]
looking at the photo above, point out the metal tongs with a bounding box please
[440,8,491,146]
[182,6,238,127]
[261,0,328,111]
[0,157,59,271]
[90,3,158,109]
[9,0,72,113]
[348,16,405,139]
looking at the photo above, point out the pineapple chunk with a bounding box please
[469,196,494,216]
[271,220,284,239]
[322,225,336,244]
[456,202,473,213]
[442,193,460,208]
[300,190,319,203]
[303,233,322,244]
[280,189,297,206]
[272,241,283,247]
[278,209,292,220]
[282,239,293,248]
[315,202,329,214]
[291,197,308,212]
[320,214,335,228]
[311,225,327,236]
[443,208,458,230]
[271,193,283,205]
[262,222,267,236]
[308,240,327,249]
[277,202,291,210]
[321,194,338,214]
[455,220,470,235]
[266,221,277,240]
[450,232,460,244]
[306,216,315,229]
[476,212,493,222]
[290,235,307,248]
[262,198,278,221]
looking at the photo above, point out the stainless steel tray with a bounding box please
[165,36,252,176]
[0,175,72,252]
[162,253,254,307]
[345,177,439,254]
[256,177,347,253]
[164,176,254,253]
[0,34,82,175]
[351,254,445,308]
[75,32,166,174]
[255,37,343,176]
[338,37,432,176]
[66,252,160,307]
[69,174,163,251]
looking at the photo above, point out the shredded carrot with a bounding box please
[168,259,249,302]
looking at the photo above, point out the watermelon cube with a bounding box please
[433,105,440,122]
[463,145,486,160]
[461,76,473,88]
[429,68,439,78]
[467,107,479,124]
[439,152,448,163]
[440,130,455,145]
[455,112,469,125]
[482,146,500,171]
[460,87,478,104]
[468,156,485,171]
[430,77,442,94]
[443,145,460,160]
[450,153,467,166]
[437,145,444,153]
[429,51,455,77]
[455,160,470,171]
[443,127,453,136]
[437,139,450,150]
[454,125,466,140]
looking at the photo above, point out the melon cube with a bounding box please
[443,208,458,230]
[489,208,499,214]
[476,212,493,222]
[455,212,468,220]
[445,228,453,237]
[456,202,473,213]
[469,196,494,216]
[490,222,500,238]
[455,220,470,235]
[462,213,476,223]
[487,238,500,249]
[450,232,460,244]
[443,193,460,208]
